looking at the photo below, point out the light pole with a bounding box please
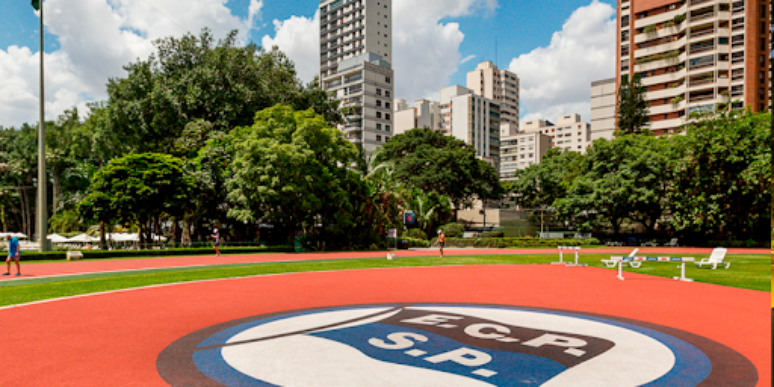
[34,0,50,251]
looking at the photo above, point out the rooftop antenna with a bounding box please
[495,35,498,68]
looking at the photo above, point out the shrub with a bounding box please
[480,230,505,238]
[17,246,293,261]
[673,14,685,24]
[440,222,465,238]
[403,228,428,240]
[440,237,601,248]
[404,238,431,248]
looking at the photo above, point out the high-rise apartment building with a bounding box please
[466,61,521,136]
[439,85,502,167]
[319,0,395,154]
[591,78,618,140]
[617,0,770,135]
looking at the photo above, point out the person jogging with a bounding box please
[3,235,20,276]
[212,227,221,257]
[435,230,446,258]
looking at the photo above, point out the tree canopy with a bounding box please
[375,128,501,208]
[103,28,341,159]
[79,153,195,243]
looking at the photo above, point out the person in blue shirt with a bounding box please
[4,235,20,276]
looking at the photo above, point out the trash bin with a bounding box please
[294,236,305,253]
[398,239,409,249]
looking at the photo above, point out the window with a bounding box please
[376,112,382,119]
[377,123,382,130]
[386,90,391,97]
[386,113,391,120]
[386,125,391,131]
[376,100,382,107]
[386,102,391,109]
[376,88,382,96]
[377,135,382,142]
[386,77,391,83]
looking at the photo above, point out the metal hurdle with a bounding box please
[606,256,695,282]
[552,246,586,266]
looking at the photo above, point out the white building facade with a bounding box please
[590,78,617,141]
[522,114,592,154]
[319,0,395,154]
[499,132,553,181]
[439,85,501,167]
[393,98,442,135]
[466,61,521,135]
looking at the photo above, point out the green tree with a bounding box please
[555,134,675,236]
[79,153,195,244]
[104,29,341,159]
[376,128,501,208]
[509,148,583,210]
[617,74,650,135]
[225,105,361,244]
[669,109,771,242]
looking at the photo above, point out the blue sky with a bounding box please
[0,0,618,128]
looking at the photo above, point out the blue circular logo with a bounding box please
[158,304,757,386]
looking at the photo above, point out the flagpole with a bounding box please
[37,0,49,252]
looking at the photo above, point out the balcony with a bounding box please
[689,78,716,88]
[641,68,687,86]
[634,4,687,29]
[646,85,687,100]
[635,52,687,72]
[635,22,687,43]
[647,117,685,131]
[650,99,687,114]
[635,35,687,58]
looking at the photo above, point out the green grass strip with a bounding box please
[0,254,768,307]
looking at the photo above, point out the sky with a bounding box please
[0,0,618,129]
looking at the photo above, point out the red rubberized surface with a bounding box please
[2,247,765,279]
[0,264,768,386]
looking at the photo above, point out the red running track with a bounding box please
[0,264,768,386]
[0,247,766,279]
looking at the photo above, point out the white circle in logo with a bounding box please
[182,305,714,386]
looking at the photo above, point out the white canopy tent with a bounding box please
[47,233,69,243]
[65,234,100,243]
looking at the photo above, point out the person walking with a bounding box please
[3,235,21,276]
[212,227,221,257]
[435,230,446,258]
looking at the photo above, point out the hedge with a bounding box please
[403,238,431,248]
[15,245,293,261]
[429,237,600,248]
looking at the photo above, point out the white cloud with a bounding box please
[393,0,496,103]
[460,54,477,64]
[261,0,497,100]
[507,0,616,122]
[247,0,264,32]
[0,0,251,128]
[261,12,320,85]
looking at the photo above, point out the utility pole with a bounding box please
[34,0,50,252]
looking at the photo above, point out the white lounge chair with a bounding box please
[664,238,679,247]
[694,247,729,269]
[602,248,640,268]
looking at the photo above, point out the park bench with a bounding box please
[66,251,83,261]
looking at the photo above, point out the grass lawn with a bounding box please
[0,253,768,307]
